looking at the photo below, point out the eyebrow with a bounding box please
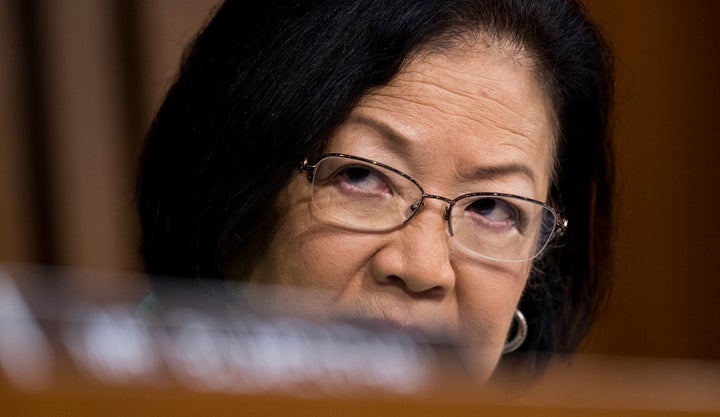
[347,114,411,146]
[346,114,537,183]
[468,164,536,184]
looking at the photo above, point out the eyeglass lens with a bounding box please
[309,155,557,262]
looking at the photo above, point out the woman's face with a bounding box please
[239,41,555,382]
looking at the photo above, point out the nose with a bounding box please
[369,199,456,298]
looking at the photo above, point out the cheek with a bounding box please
[246,199,389,320]
[291,230,382,289]
[454,261,531,378]
[456,259,531,328]
[250,196,383,292]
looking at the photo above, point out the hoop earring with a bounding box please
[502,310,527,354]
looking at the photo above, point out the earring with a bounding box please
[502,310,527,354]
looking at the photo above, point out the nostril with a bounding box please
[420,286,446,300]
[387,275,408,291]
[386,275,446,300]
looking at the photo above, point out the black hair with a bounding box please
[136,0,614,375]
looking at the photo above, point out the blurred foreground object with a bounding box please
[1,264,719,416]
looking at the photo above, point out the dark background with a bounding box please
[1,0,718,360]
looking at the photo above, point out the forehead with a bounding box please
[330,40,556,196]
[369,40,553,147]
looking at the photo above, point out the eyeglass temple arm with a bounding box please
[299,158,316,181]
[556,218,569,236]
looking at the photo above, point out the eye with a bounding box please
[466,197,520,229]
[343,166,376,185]
[333,165,392,197]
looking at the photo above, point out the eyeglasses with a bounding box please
[299,153,567,263]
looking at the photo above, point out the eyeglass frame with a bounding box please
[299,152,568,262]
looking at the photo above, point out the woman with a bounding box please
[136,0,614,383]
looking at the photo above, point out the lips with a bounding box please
[330,313,459,346]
